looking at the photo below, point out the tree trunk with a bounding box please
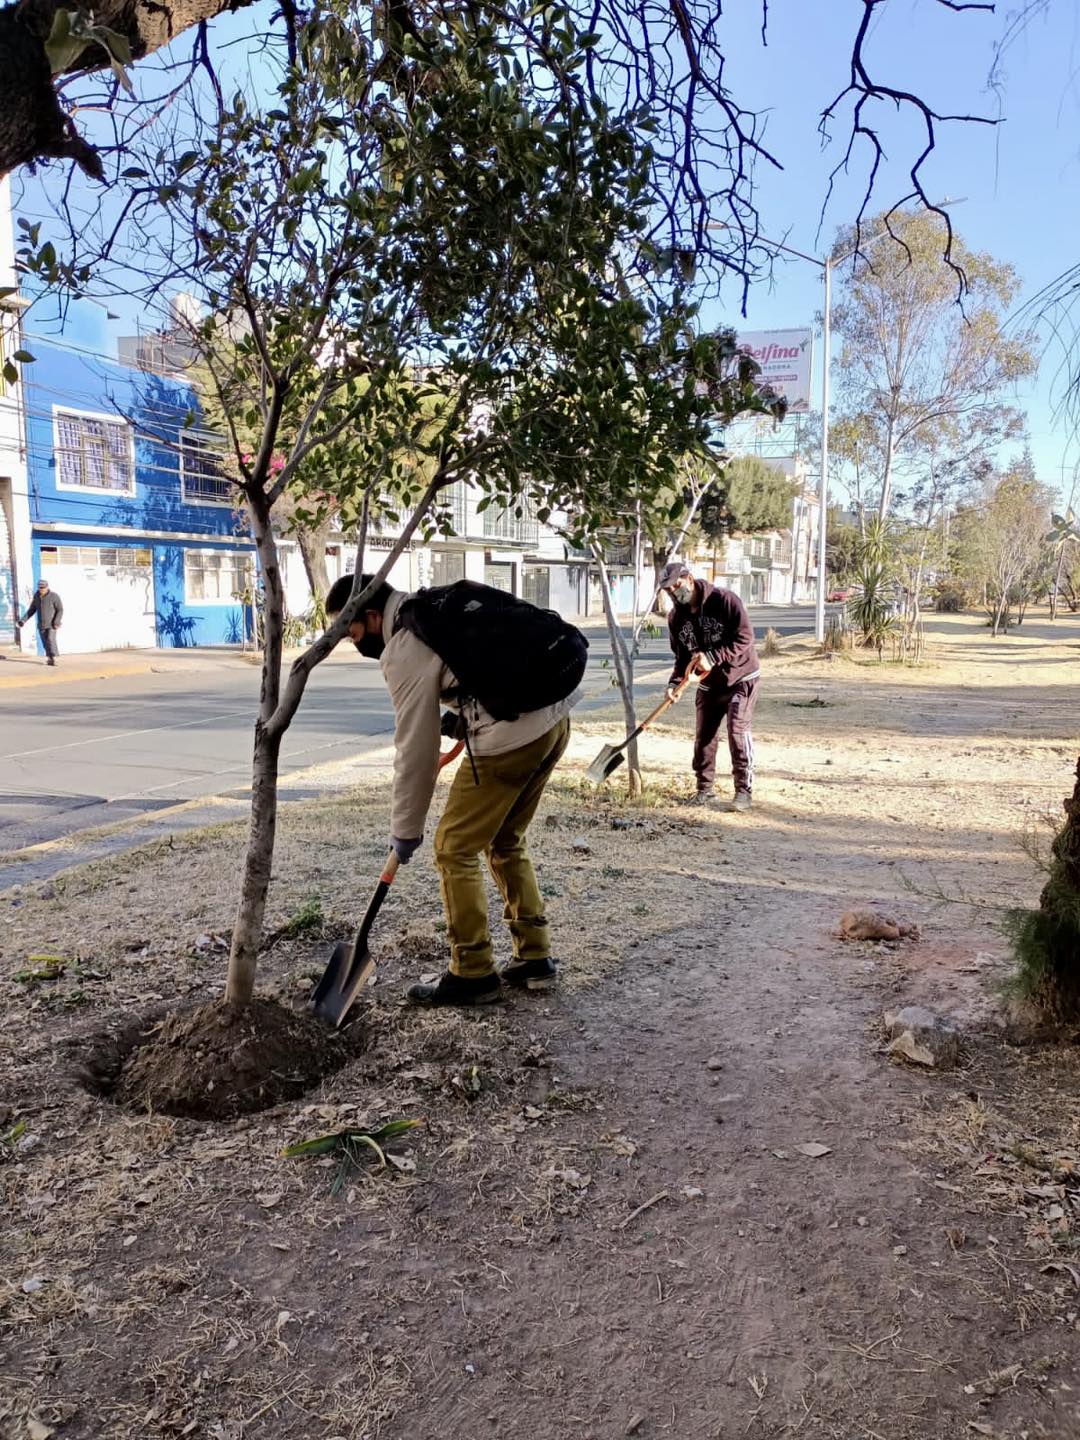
[593,545,641,795]
[295,521,332,604]
[226,723,282,1006]
[1051,546,1067,620]
[223,473,446,1006]
[877,418,897,524]
[225,490,286,1009]
[0,0,255,179]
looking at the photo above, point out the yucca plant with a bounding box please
[284,1118,421,1195]
[847,560,896,653]
[847,518,896,655]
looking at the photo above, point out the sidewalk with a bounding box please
[0,645,257,691]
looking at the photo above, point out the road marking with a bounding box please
[0,710,241,762]
[105,728,396,804]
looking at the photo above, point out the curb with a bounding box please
[0,659,161,691]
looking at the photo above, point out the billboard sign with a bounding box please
[737,329,813,412]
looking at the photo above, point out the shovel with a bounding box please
[310,740,464,1028]
[586,671,697,784]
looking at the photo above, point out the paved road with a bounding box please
[0,603,820,867]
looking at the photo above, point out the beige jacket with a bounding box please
[380,591,581,839]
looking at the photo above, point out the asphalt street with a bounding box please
[0,603,820,864]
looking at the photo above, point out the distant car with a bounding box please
[827,587,852,603]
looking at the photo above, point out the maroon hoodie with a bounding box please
[667,580,760,690]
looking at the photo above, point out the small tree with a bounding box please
[956,464,1054,637]
[696,454,799,542]
[37,1,742,1010]
[1047,507,1080,620]
[830,212,1036,524]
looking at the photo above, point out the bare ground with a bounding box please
[1,611,1079,1440]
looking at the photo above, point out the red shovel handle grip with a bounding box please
[438,740,464,770]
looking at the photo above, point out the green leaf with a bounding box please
[281,1134,340,1158]
[12,350,35,364]
[44,9,88,74]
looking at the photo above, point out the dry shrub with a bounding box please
[1007,757,1080,1021]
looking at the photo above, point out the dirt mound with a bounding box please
[106,996,356,1120]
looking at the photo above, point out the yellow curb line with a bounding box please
[0,660,160,691]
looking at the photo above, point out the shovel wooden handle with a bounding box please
[630,670,698,743]
[379,850,401,886]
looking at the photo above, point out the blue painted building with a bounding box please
[18,306,256,652]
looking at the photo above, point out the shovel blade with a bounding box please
[586,745,625,785]
[310,940,375,1028]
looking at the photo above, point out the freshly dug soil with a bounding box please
[109,996,356,1120]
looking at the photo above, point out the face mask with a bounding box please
[354,630,385,660]
[669,579,694,605]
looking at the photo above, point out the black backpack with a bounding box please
[394,580,588,722]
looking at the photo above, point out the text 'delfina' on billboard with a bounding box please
[736,329,813,413]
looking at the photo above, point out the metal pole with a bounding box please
[815,256,831,643]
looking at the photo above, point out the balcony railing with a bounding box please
[482,505,539,545]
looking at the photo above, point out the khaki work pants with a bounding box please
[434,717,570,979]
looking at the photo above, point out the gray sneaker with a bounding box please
[689,789,716,807]
[732,790,752,813]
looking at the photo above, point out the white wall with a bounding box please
[550,563,584,618]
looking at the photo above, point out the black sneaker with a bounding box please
[500,957,557,993]
[406,970,502,1006]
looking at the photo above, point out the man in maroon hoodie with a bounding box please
[659,560,760,811]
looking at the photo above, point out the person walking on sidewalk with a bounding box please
[326,573,585,1007]
[659,559,759,811]
[19,580,64,666]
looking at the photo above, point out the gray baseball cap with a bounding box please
[657,559,691,590]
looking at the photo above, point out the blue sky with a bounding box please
[701,0,1080,504]
[16,0,1080,504]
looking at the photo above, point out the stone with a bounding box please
[883,1005,961,1070]
[571,837,591,855]
[841,910,919,942]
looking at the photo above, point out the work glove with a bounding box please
[440,709,466,740]
[390,835,422,865]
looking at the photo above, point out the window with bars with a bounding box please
[43,544,152,568]
[183,549,254,603]
[431,550,466,586]
[180,431,233,505]
[54,409,134,494]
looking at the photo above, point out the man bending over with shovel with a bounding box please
[327,573,585,1007]
[658,559,760,811]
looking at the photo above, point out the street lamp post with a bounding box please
[817,253,832,644]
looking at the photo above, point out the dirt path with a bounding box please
[1,612,1079,1440]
